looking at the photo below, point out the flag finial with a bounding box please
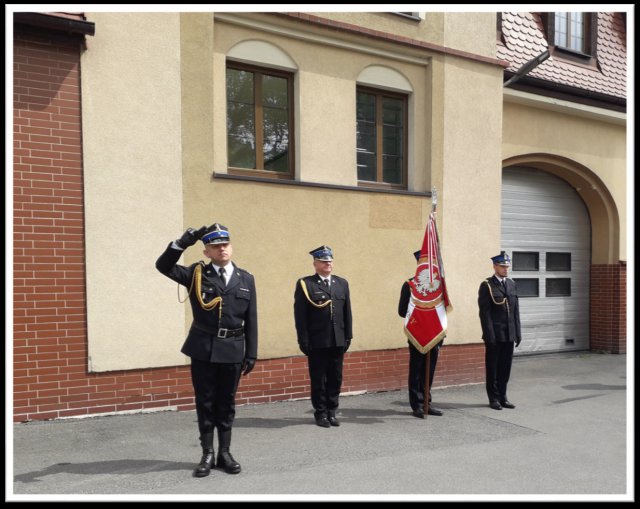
[431,187,438,212]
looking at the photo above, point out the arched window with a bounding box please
[356,66,413,189]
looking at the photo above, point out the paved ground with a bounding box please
[9,351,632,501]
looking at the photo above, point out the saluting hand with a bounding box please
[176,225,208,249]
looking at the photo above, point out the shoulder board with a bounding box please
[237,267,252,275]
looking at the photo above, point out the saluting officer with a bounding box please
[477,251,521,411]
[156,223,257,478]
[294,246,353,428]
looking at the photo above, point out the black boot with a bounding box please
[194,432,215,478]
[216,430,241,474]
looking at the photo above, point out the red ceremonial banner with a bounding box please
[404,211,452,354]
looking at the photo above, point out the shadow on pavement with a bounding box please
[14,460,194,484]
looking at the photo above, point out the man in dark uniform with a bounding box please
[294,246,353,428]
[477,251,521,410]
[156,223,257,477]
[398,250,444,418]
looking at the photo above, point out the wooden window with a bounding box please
[544,12,598,64]
[226,62,294,179]
[356,86,408,189]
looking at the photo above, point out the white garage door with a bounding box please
[502,167,591,354]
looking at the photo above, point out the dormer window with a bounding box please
[544,12,598,63]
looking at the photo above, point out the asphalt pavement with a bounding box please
[9,351,632,501]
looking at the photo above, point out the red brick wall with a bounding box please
[233,344,486,406]
[590,263,627,353]
[12,29,198,422]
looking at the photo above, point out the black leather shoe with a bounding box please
[427,407,443,416]
[411,409,425,419]
[315,416,331,428]
[500,400,516,409]
[217,450,241,474]
[328,416,340,427]
[194,450,214,477]
[489,401,503,410]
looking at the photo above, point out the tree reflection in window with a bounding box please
[226,64,293,176]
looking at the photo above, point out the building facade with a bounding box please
[12,11,627,422]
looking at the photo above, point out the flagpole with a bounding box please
[423,187,437,419]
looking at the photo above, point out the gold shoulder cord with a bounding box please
[483,280,509,313]
[177,263,223,319]
[299,279,333,315]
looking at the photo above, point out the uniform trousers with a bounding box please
[190,359,242,434]
[408,341,440,411]
[484,342,514,403]
[308,346,344,418]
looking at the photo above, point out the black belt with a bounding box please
[193,323,244,338]
[216,327,244,339]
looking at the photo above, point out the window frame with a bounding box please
[356,85,409,191]
[226,61,295,180]
[543,12,598,67]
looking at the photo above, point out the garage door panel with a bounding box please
[502,167,591,355]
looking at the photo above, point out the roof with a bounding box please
[497,12,626,100]
[13,11,95,36]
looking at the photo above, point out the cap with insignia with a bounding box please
[413,250,421,262]
[310,245,333,261]
[202,223,230,245]
[491,251,511,266]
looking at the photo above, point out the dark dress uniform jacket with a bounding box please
[478,275,521,344]
[156,244,258,363]
[294,275,353,349]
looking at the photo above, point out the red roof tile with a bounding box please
[497,12,626,99]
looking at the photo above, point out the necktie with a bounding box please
[323,278,330,288]
[502,279,507,292]
[219,267,226,286]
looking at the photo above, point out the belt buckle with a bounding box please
[217,328,228,338]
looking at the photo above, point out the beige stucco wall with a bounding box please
[211,17,431,187]
[502,101,627,263]
[305,12,496,59]
[207,14,503,353]
[436,56,505,344]
[82,13,188,371]
[79,11,522,370]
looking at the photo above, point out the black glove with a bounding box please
[515,338,521,347]
[344,339,351,352]
[175,225,207,249]
[299,341,310,356]
[241,358,256,376]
